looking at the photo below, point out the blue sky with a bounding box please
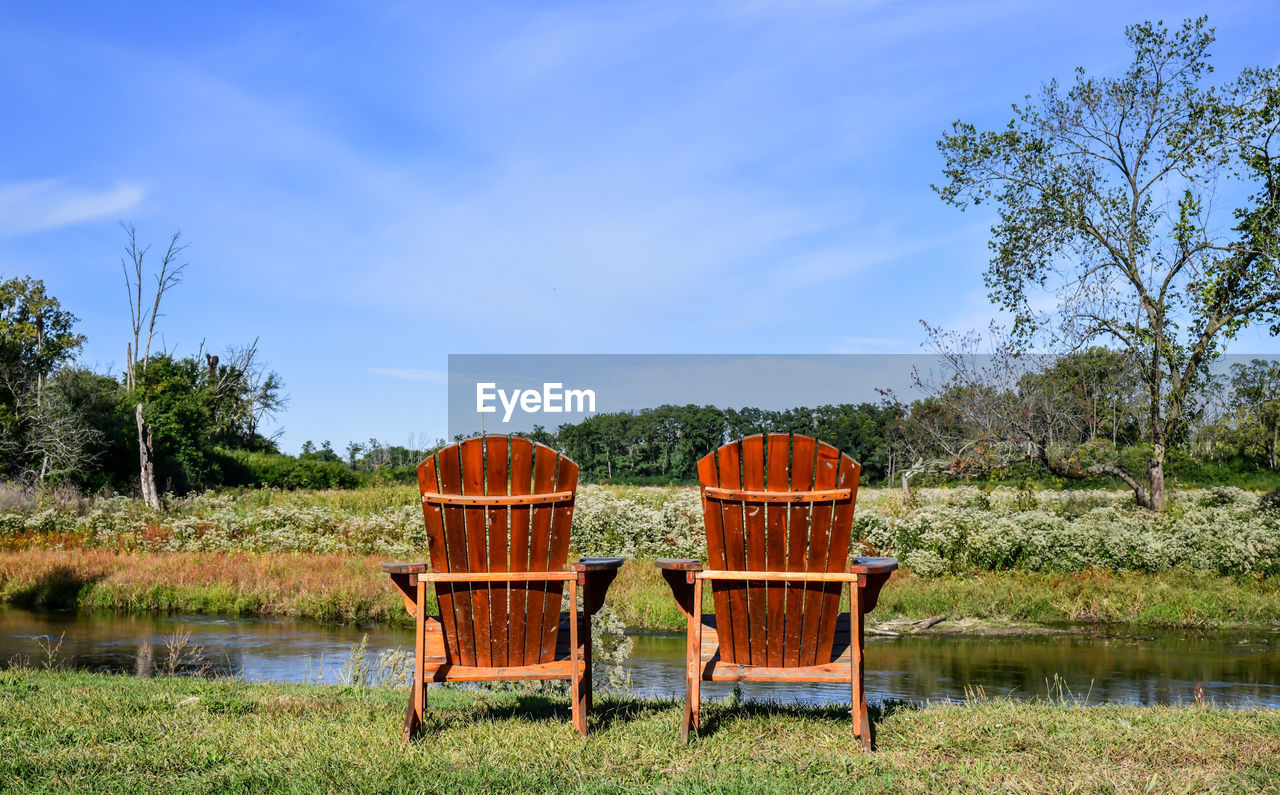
[3,1,1279,452]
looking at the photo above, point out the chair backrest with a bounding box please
[418,435,579,668]
[697,433,861,668]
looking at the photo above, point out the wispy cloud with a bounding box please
[830,336,913,353]
[367,368,449,383]
[0,179,143,237]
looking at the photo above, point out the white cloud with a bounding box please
[367,368,449,383]
[0,179,144,237]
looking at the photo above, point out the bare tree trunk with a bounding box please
[1148,444,1167,513]
[901,459,924,501]
[136,403,160,509]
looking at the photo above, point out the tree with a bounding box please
[120,223,187,508]
[935,18,1280,510]
[0,276,94,484]
[1226,358,1280,469]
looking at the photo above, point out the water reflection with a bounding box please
[2,607,1276,708]
[627,630,1280,708]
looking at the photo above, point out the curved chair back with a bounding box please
[696,433,861,667]
[418,436,579,667]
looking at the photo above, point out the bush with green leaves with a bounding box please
[1,485,1277,578]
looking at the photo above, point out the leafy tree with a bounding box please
[1225,358,1280,469]
[935,18,1280,510]
[0,276,93,483]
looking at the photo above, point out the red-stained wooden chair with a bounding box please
[657,433,897,750]
[382,436,622,739]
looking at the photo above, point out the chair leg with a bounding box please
[569,580,587,737]
[584,617,594,714]
[852,582,871,752]
[405,580,428,742]
[682,577,702,743]
[403,688,420,742]
[691,578,702,732]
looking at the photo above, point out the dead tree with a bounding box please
[121,223,187,509]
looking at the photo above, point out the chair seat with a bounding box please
[698,614,858,683]
[420,612,586,682]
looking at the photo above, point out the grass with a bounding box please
[4,549,1279,632]
[1,669,1277,792]
[0,549,419,626]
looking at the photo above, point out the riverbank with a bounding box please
[1,669,1277,791]
[3,549,1279,632]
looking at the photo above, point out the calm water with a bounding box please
[2,607,1277,708]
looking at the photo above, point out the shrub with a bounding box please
[2,484,1278,578]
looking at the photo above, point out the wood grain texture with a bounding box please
[485,435,510,667]
[764,433,789,668]
[525,445,558,665]
[783,434,815,667]
[459,438,491,667]
[507,438,534,667]
[697,452,734,665]
[715,440,750,664]
[436,443,474,665]
[740,434,768,666]
[799,441,840,666]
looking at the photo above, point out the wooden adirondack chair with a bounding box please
[657,433,897,750]
[382,436,622,739]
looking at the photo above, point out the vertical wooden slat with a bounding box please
[412,578,427,739]
[568,578,584,737]
[507,438,534,667]
[459,438,491,667]
[799,441,839,666]
[417,456,458,663]
[783,435,815,667]
[484,435,510,667]
[540,453,577,663]
[716,440,750,665]
[525,445,558,664]
[436,444,474,666]
[697,451,734,667]
[816,455,861,665]
[764,433,789,668]
[740,435,768,667]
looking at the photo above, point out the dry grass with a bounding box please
[4,549,1278,632]
[0,549,425,625]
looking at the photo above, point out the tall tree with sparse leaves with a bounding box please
[120,223,187,508]
[935,18,1280,510]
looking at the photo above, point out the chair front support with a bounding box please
[383,556,623,741]
[656,555,896,749]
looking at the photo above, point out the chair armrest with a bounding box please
[572,559,624,617]
[655,558,703,572]
[850,557,898,615]
[381,562,429,575]
[570,557,624,573]
[849,557,897,575]
[655,559,701,618]
[382,562,430,616]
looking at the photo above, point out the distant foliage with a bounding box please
[2,485,1277,579]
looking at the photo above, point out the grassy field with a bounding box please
[1,669,1277,792]
[3,483,1279,633]
[4,548,1280,632]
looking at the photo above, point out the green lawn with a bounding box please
[1,670,1277,792]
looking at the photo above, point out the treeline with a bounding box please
[1,274,445,495]
[531,403,901,484]
[6,272,1279,496]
